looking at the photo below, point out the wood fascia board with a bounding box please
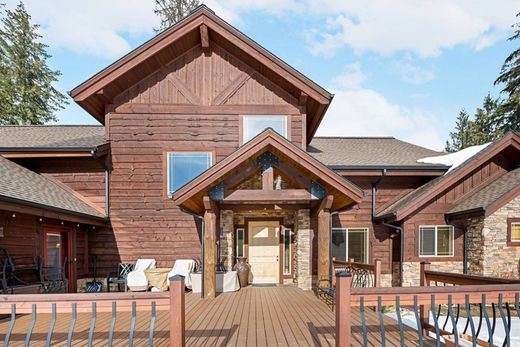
[111,103,302,114]
[0,152,92,158]
[484,185,520,218]
[395,135,520,221]
[223,189,315,203]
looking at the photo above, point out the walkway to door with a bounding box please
[0,286,435,346]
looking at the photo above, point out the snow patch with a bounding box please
[417,143,491,173]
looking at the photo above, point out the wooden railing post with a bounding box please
[336,272,352,347]
[419,262,430,334]
[374,259,381,288]
[169,275,185,347]
[332,257,336,288]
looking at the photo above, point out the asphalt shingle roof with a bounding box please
[447,167,520,215]
[0,156,105,219]
[0,125,106,150]
[308,137,446,167]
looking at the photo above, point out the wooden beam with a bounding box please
[165,73,202,105]
[200,24,209,50]
[203,196,217,299]
[111,103,303,115]
[262,167,274,190]
[211,72,252,105]
[318,195,333,287]
[223,189,316,203]
[276,160,311,189]
[299,91,308,106]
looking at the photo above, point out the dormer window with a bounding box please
[242,115,287,143]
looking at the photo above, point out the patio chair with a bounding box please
[106,262,134,292]
[126,259,156,291]
[167,259,196,289]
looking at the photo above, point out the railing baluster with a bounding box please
[447,295,458,346]
[67,303,76,347]
[45,303,57,347]
[129,301,136,346]
[515,293,520,319]
[498,294,510,347]
[149,301,157,347]
[491,302,497,337]
[359,297,368,347]
[377,296,386,347]
[505,303,511,347]
[413,296,424,347]
[482,294,493,346]
[395,296,405,347]
[464,295,476,347]
[4,304,16,346]
[24,304,36,347]
[476,303,483,339]
[88,302,96,347]
[431,295,441,347]
[109,301,117,346]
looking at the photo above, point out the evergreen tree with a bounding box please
[154,0,200,32]
[0,2,67,125]
[445,110,473,152]
[495,12,520,133]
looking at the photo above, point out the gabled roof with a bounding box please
[0,156,106,221]
[173,129,365,214]
[447,167,520,217]
[375,132,520,221]
[0,125,106,151]
[69,5,332,142]
[308,137,447,168]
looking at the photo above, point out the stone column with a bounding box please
[296,209,311,290]
[220,210,234,270]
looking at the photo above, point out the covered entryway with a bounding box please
[173,129,365,299]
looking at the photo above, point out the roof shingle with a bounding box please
[0,156,105,219]
[0,125,106,150]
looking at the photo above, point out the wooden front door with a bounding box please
[248,221,280,284]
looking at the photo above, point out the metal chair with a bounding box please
[106,263,134,292]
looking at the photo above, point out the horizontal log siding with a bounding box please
[0,211,41,268]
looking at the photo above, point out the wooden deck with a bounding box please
[0,286,435,346]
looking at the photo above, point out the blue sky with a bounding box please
[7,0,518,150]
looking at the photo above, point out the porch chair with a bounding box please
[167,259,196,289]
[106,262,134,292]
[126,259,156,291]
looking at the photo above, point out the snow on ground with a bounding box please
[417,143,491,173]
[385,310,520,346]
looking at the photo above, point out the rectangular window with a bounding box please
[419,225,454,257]
[236,228,245,258]
[511,223,520,242]
[282,228,292,275]
[331,228,369,263]
[243,115,287,143]
[167,152,212,196]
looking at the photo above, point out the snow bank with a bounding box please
[417,143,491,173]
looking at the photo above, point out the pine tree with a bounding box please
[0,2,67,125]
[473,94,505,143]
[445,110,473,152]
[154,0,200,32]
[494,12,520,133]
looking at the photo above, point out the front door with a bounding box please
[248,221,280,284]
[44,227,74,292]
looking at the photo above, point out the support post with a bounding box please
[419,262,431,333]
[262,167,274,190]
[169,275,185,347]
[203,197,218,299]
[336,272,352,347]
[374,259,381,288]
[318,210,331,284]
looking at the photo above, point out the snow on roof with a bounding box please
[417,143,491,173]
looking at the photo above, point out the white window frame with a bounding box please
[236,228,245,258]
[242,115,288,143]
[282,227,292,275]
[166,151,212,197]
[331,227,370,263]
[419,225,454,257]
[511,222,520,242]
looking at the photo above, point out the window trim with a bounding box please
[418,225,454,257]
[236,228,245,258]
[507,218,520,246]
[282,227,292,275]
[241,115,288,144]
[331,227,370,264]
[166,151,213,197]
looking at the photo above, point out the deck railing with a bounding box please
[332,258,381,288]
[0,275,186,347]
[335,263,520,347]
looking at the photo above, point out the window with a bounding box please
[167,152,212,196]
[236,228,245,258]
[282,228,292,275]
[243,115,287,143]
[331,228,369,263]
[419,225,454,257]
[507,218,520,245]
[512,223,520,241]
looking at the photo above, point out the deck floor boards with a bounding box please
[0,286,437,346]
